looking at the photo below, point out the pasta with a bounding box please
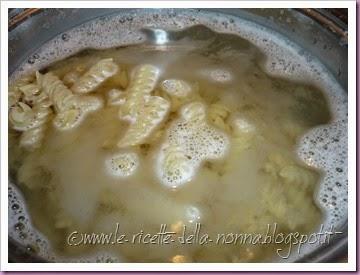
[119,64,160,121]
[230,115,257,153]
[37,71,103,130]
[19,103,53,150]
[71,58,119,94]
[106,89,126,106]
[8,75,35,108]
[117,64,170,147]
[156,102,229,188]
[208,103,231,132]
[263,153,317,190]
[180,101,206,123]
[160,79,192,98]
[8,74,54,150]
[159,144,194,186]
[118,96,170,147]
[261,178,320,231]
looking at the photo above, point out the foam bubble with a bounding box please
[160,79,192,97]
[105,152,139,178]
[203,68,234,83]
[156,102,229,188]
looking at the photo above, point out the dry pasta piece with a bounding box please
[71,58,119,94]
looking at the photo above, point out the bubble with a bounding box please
[156,102,229,188]
[105,152,139,178]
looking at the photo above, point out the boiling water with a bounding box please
[8,10,347,263]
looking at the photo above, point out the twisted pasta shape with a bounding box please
[71,58,119,94]
[119,64,160,121]
[180,101,206,123]
[37,71,103,130]
[8,75,34,108]
[106,89,126,106]
[263,153,317,190]
[159,144,194,187]
[9,96,53,150]
[160,79,192,98]
[208,103,231,132]
[117,64,170,147]
[118,96,170,147]
[230,115,257,153]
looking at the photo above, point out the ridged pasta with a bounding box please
[230,115,257,153]
[71,58,119,94]
[8,75,35,108]
[116,64,170,147]
[19,102,53,150]
[106,89,126,106]
[261,177,320,231]
[158,144,194,188]
[180,101,206,123]
[208,103,231,132]
[160,79,192,98]
[119,64,160,121]
[37,71,103,130]
[263,153,317,190]
[9,92,53,150]
[118,96,170,147]
[156,102,229,188]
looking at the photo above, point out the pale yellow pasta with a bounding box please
[156,102,229,188]
[160,79,192,98]
[106,89,126,106]
[261,178,319,230]
[180,101,206,123]
[36,71,74,112]
[279,164,317,189]
[263,153,317,190]
[9,102,37,131]
[37,71,103,130]
[208,103,231,132]
[116,64,170,147]
[9,95,53,150]
[118,96,170,147]
[162,145,193,182]
[119,64,160,120]
[8,75,35,108]
[71,58,119,94]
[230,115,257,153]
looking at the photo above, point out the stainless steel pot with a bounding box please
[8,8,348,263]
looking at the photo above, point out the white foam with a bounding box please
[156,102,229,189]
[105,152,139,178]
[160,79,192,97]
